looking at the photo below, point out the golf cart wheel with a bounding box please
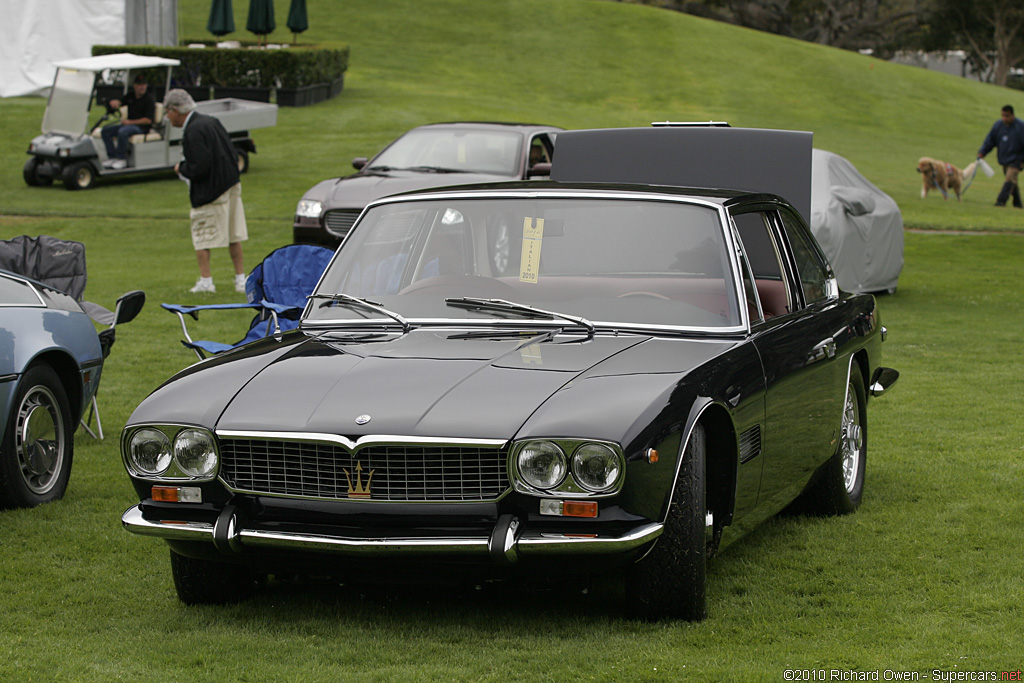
[236,149,250,174]
[23,158,52,186]
[62,161,96,190]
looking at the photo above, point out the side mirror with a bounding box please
[527,162,552,178]
[352,157,368,171]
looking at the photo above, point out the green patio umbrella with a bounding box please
[286,0,308,45]
[246,0,276,46]
[207,0,235,37]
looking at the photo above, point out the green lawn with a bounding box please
[1,0,1022,680]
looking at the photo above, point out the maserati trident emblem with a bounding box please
[355,414,371,425]
[343,461,374,499]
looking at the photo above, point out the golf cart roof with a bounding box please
[52,53,180,72]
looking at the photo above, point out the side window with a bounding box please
[732,211,792,320]
[527,135,553,176]
[778,210,831,305]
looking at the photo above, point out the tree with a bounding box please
[925,0,1024,86]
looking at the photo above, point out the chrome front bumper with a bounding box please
[122,504,663,565]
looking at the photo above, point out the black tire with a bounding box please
[625,423,708,621]
[169,549,260,605]
[23,158,52,186]
[790,367,867,516]
[0,365,74,509]
[62,161,96,190]
[236,149,250,174]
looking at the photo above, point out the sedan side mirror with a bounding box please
[527,162,551,178]
[352,157,368,171]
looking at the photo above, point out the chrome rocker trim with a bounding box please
[121,505,663,565]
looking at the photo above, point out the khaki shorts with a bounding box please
[190,183,248,250]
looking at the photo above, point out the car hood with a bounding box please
[307,170,515,209]
[132,328,738,445]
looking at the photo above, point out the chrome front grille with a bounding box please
[219,438,510,502]
[323,210,360,239]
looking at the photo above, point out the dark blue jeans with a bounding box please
[101,124,143,160]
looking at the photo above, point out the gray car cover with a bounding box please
[810,149,903,294]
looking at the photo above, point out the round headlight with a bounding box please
[517,440,567,490]
[129,428,172,475]
[571,443,621,492]
[173,429,218,478]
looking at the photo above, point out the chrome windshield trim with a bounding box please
[214,430,508,450]
[364,186,730,210]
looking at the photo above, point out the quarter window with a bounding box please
[779,211,831,305]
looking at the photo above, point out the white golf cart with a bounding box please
[24,53,278,190]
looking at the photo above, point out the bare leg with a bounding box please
[196,249,212,278]
[229,242,244,276]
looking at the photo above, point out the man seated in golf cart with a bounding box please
[100,75,155,170]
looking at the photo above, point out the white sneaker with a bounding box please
[189,279,216,293]
[110,159,127,170]
[102,159,116,168]
[234,275,247,293]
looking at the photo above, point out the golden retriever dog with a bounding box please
[917,156,973,202]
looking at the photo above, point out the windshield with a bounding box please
[306,195,742,330]
[369,129,524,176]
[42,67,95,135]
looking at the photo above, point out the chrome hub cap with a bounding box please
[840,386,862,494]
[16,386,65,494]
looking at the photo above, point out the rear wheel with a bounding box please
[236,149,250,174]
[170,549,261,605]
[62,161,96,190]
[790,366,867,515]
[0,365,74,508]
[625,423,708,621]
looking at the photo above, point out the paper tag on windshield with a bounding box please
[519,217,544,283]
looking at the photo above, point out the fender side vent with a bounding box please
[739,425,762,463]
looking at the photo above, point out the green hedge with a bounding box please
[91,43,348,88]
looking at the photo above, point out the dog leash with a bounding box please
[961,160,979,194]
[928,169,950,199]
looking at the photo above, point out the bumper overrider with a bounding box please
[121,504,663,565]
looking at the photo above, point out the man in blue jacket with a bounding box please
[977,104,1024,208]
[164,89,248,293]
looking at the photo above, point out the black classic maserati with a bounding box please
[122,127,898,620]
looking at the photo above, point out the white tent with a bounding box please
[810,149,904,294]
[0,0,177,98]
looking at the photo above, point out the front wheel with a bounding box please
[0,365,74,508]
[170,549,261,605]
[62,161,96,190]
[23,157,52,186]
[625,423,708,621]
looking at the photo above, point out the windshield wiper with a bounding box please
[309,293,411,332]
[445,297,594,337]
[403,165,463,173]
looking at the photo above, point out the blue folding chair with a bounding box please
[163,244,335,360]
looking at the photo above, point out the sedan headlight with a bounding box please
[516,440,567,490]
[571,443,621,492]
[512,439,625,497]
[295,199,323,218]
[123,425,219,480]
[128,428,172,475]
[174,429,218,477]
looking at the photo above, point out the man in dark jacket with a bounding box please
[977,104,1024,208]
[164,89,248,293]
[101,75,155,170]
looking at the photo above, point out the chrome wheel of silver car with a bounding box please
[0,365,74,508]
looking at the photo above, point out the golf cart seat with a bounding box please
[162,244,336,360]
[0,235,146,439]
[90,103,164,143]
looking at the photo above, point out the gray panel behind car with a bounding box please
[550,127,813,223]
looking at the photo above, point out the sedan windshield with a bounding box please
[369,129,524,176]
[306,195,742,330]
